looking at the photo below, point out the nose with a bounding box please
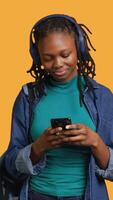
[53,57,63,69]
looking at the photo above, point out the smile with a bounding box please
[53,69,67,76]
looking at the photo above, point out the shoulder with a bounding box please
[22,81,37,95]
[87,78,113,114]
[88,78,113,98]
[89,79,113,117]
[14,80,45,107]
[12,82,35,107]
[17,81,39,98]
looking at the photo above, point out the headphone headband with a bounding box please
[31,14,77,32]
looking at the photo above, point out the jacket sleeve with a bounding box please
[95,147,113,181]
[5,88,46,180]
[95,86,113,181]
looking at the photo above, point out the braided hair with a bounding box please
[27,17,96,105]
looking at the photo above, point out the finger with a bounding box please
[62,128,85,136]
[62,135,85,143]
[65,123,85,130]
[47,127,62,135]
[48,134,63,141]
[51,139,62,146]
[54,144,62,148]
[69,142,82,146]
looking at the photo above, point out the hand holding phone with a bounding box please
[51,117,72,130]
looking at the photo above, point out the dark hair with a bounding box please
[27,17,96,105]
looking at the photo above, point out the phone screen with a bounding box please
[51,118,72,130]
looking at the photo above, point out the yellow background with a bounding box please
[0,0,113,199]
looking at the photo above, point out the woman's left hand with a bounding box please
[61,123,99,147]
[61,123,110,169]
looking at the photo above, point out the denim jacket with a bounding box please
[4,78,113,200]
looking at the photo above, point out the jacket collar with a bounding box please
[87,77,99,89]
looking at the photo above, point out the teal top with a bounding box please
[30,75,96,197]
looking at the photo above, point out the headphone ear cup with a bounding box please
[29,40,41,66]
[78,38,87,59]
[74,25,86,59]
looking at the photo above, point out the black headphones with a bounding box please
[29,14,86,65]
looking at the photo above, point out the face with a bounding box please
[38,32,78,82]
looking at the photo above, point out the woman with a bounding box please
[4,14,113,200]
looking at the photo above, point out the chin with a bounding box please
[52,75,70,82]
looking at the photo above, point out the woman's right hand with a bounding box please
[30,127,63,164]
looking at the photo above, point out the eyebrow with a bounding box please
[42,49,71,56]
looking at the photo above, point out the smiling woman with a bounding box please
[1,14,113,200]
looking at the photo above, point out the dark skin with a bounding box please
[30,32,110,169]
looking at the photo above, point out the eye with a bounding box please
[43,57,53,62]
[61,52,71,58]
[62,54,69,58]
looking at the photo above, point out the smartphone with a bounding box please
[51,117,72,130]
